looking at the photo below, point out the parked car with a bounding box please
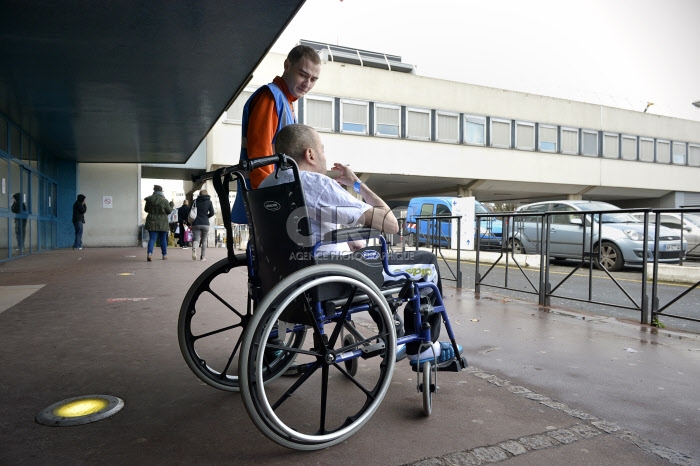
[630,212,700,258]
[507,200,686,271]
[404,197,502,249]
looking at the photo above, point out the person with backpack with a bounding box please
[144,185,173,261]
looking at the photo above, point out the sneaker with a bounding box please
[192,248,196,261]
[396,343,407,362]
[200,257,206,261]
[408,341,463,367]
[282,363,307,377]
[147,254,152,262]
[163,255,167,260]
[408,341,440,362]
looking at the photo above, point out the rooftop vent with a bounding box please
[300,39,415,74]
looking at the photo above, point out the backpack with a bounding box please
[168,208,178,223]
[188,200,198,223]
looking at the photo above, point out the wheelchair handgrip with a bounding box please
[193,154,295,184]
[246,154,283,171]
[323,227,382,243]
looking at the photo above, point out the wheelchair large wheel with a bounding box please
[240,264,396,450]
[178,256,305,391]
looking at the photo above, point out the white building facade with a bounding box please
[206,43,700,210]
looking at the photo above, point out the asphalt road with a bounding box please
[437,257,700,335]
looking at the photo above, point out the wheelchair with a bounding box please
[178,154,467,450]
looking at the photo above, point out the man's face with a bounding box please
[282,56,320,98]
[310,131,327,174]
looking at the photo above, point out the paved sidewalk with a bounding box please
[0,247,698,465]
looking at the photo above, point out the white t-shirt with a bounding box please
[259,169,370,253]
[259,169,438,285]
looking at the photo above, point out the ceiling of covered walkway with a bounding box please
[0,0,305,164]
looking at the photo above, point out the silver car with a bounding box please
[631,212,700,258]
[507,200,687,271]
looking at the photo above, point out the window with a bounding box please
[560,127,578,154]
[463,115,486,145]
[374,103,400,137]
[0,117,7,154]
[224,89,254,123]
[29,142,38,170]
[551,203,577,225]
[581,130,598,156]
[656,140,670,163]
[10,126,20,158]
[639,137,654,162]
[518,204,547,224]
[435,203,451,216]
[689,144,700,167]
[621,135,637,160]
[515,121,535,150]
[659,214,682,230]
[436,111,459,143]
[340,99,368,134]
[539,125,557,152]
[672,142,687,165]
[490,118,511,148]
[304,95,335,132]
[405,107,431,141]
[0,157,7,210]
[603,133,619,159]
[21,133,29,161]
[420,203,434,216]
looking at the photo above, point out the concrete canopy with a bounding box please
[0,0,305,163]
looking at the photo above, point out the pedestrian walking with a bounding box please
[144,184,173,261]
[189,189,215,261]
[72,194,86,250]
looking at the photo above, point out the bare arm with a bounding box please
[331,163,399,235]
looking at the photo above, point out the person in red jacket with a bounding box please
[231,44,322,223]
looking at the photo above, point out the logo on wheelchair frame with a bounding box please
[360,249,381,261]
[264,201,281,211]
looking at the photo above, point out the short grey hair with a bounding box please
[275,124,317,163]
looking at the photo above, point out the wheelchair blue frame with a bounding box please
[178,154,467,450]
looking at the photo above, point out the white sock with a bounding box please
[407,341,441,361]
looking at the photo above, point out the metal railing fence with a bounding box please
[473,207,700,327]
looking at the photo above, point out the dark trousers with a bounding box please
[73,221,83,248]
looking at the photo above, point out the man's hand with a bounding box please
[348,240,366,251]
[331,162,399,235]
[331,163,359,187]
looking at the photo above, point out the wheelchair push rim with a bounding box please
[178,256,305,392]
[239,264,397,451]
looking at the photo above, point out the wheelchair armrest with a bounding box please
[323,227,383,243]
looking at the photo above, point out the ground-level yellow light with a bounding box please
[53,397,109,417]
[36,395,124,426]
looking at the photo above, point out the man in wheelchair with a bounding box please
[260,123,462,366]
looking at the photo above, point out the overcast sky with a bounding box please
[272,0,700,121]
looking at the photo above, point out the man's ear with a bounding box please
[303,147,315,165]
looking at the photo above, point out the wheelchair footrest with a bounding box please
[410,356,467,373]
[360,341,386,359]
